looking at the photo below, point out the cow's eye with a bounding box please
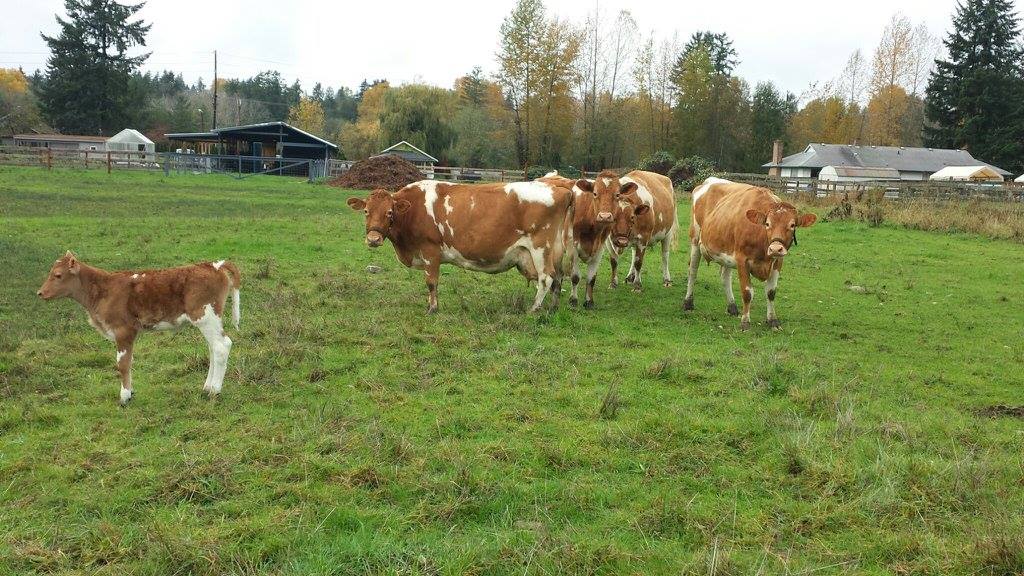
[54,273,62,279]
[363,209,368,215]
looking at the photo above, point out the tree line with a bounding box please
[2,0,1022,175]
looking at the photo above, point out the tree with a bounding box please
[288,97,326,136]
[788,96,861,150]
[864,84,909,145]
[749,82,795,169]
[378,84,456,163]
[496,0,546,166]
[0,68,46,134]
[925,0,1024,173]
[39,0,151,134]
[680,31,738,76]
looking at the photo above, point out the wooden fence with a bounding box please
[324,159,602,184]
[0,146,160,172]
[718,172,1024,202]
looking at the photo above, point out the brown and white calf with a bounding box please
[347,180,574,313]
[536,170,646,309]
[683,177,817,330]
[37,252,241,404]
[605,170,678,291]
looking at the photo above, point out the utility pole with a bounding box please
[212,50,218,130]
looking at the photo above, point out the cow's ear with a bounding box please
[797,213,818,228]
[745,209,766,225]
[634,204,650,216]
[393,199,411,215]
[346,197,366,211]
[67,255,80,275]
[575,179,593,193]
[619,182,638,197]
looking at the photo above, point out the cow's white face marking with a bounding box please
[213,260,225,270]
[116,349,126,363]
[504,182,555,206]
[602,177,611,187]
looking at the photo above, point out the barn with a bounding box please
[13,133,107,152]
[819,165,901,183]
[765,143,1011,181]
[165,121,338,161]
[376,141,438,169]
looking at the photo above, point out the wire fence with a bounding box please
[718,172,1024,202]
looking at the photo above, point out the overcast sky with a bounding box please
[1,0,1021,97]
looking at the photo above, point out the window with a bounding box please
[138,144,145,152]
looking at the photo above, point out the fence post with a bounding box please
[84,151,88,169]
[46,148,52,170]
[107,151,111,174]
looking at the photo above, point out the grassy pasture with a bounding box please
[1,166,1023,575]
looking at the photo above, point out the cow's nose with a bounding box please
[597,212,613,223]
[36,290,43,297]
[366,231,383,247]
[768,241,788,257]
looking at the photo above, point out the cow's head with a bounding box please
[575,171,637,224]
[37,251,82,300]
[745,203,817,258]
[610,196,650,249]
[347,189,411,248]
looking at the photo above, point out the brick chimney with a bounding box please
[768,139,783,177]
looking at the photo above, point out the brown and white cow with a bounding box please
[683,177,817,330]
[347,180,574,313]
[536,170,646,309]
[605,170,678,291]
[37,252,241,404]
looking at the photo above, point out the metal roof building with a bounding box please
[764,143,1011,181]
[375,141,438,167]
[166,121,338,160]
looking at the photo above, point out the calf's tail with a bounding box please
[221,261,242,329]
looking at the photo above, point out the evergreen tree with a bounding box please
[39,0,151,134]
[925,0,1024,173]
[749,82,796,169]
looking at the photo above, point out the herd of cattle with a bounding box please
[35,172,816,404]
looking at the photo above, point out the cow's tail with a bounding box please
[221,261,242,329]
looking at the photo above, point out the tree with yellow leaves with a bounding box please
[287,97,326,137]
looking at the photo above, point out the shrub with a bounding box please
[636,151,676,176]
[525,165,556,180]
[668,156,717,191]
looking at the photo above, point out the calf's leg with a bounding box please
[115,332,137,405]
[736,260,753,330]
[627,246,647,292]
[568,250,581,307]
[765,266,781,330]
[193,304,232,396]
[683,242,700,311]
[607,245,620,289]
[721,266,738,316]
[583,246,604,310]
[424,258,441,314]
[661,237,672,287]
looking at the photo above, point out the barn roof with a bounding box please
[375,140,437,164]
[107,128,154,145]
[929,165,1005,182]
[14,133,107,143]
[765,143,1011,176]
[166,121,337,150]
[822,165,901,179]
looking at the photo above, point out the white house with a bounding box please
[929,166,1005,182]
[765,143,1011,181]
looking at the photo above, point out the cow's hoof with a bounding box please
[727,303,740,316]
[119,397,132,407]
[632,285,643,293]
[683,298,694,311]
[609,280,619,289]
[583,300,595,310]
[663,280,673,288]
[740,319,751,331]
[569,297,578,308]
[426,306,438,315]
[767,319,782,330]
[626,273,636,284]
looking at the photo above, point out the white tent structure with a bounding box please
[929,165,1004,182]
[819,165,900,183]
[1016,174,1024,183]
[106,129,155,155]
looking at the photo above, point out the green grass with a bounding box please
[2,165,1023,575]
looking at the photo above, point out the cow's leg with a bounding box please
[424,257,441,314]
[661,238,672,287]
[115,331,137,406]
[193,305,232,396]
[569,250,581,308]
[583,245,604,309]
[628,246,647,292]
[529,248,554,313]
[625,247,637,284]
[765,266,781,330]
[722,266,739,316]
[683,242,701,311]
[608,244,620,289]
[736,260,753,331]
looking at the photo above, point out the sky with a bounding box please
[1,0,1021,97]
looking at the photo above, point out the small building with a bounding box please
[764,143,1011,181]
[13,133,107,152]
[929,166,1005,182]
[106,128,155,156]
[819,165,901,183]
[375,141,438,169]
[165,121,338,160]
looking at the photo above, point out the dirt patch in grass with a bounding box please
[976,405,1024,419]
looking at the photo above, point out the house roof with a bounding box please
[821,165,901,179]
[14,133,107,143]
[929,165,1005,181]
[107,128,154,145]
[375,140,438,163]
[166,121,337,149]
[764,143,1011,176]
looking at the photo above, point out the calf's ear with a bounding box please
[797,213,818,227]
[346,197,367,211]
[575,179,594,193]
[67,256,80,275]
[619,182,638,196]
[634,204,650,216]
[745,209,766,225]
[393,199,411,214]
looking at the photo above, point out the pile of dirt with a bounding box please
[329,154,424,191]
